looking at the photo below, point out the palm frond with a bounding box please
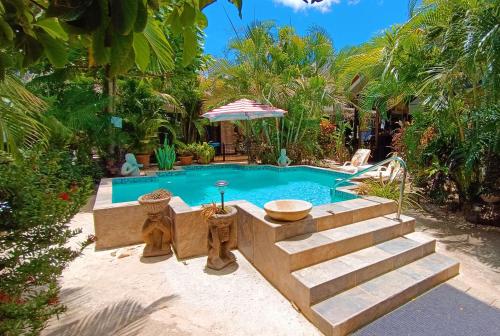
[0,74,48,155]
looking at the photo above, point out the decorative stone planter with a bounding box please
[206,206,237,270]
[264,199,313,222]
[138,190,173,257]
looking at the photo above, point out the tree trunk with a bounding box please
[103,65,117,157]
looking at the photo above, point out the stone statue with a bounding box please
[277,148,292,167]
[138,190,173,258]
[142,211,173,257]
[205,206,237,270]
[121,153,143,176]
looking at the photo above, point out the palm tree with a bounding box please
[341,0,500,207]
[208,23,344,162]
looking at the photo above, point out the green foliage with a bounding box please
[155,139,176,170]
[27,72,111,155]
[195,142,215,164]
[0,149,94,335]
[357,178,422,211]
[345,0,500,206]
[209,23,341,164]
[0,0,244,76]
[177,143,197,156]
[117,79,170,153]
[0,74,48,155]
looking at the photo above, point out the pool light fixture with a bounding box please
[215,180,229,210]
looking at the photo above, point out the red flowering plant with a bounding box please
[0,149,93,335]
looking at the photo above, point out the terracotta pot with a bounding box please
[136,153,151,168]
[179,155,193,165]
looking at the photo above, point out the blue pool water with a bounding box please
[112,165,356,208]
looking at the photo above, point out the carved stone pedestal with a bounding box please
[206,206,237,270]
[138,190,173,258]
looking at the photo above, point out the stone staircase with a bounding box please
[236,197,459,336]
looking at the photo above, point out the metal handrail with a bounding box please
[331,156,408,221]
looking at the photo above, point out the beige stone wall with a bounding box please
[93,182,237,258]
[220,121,235,145]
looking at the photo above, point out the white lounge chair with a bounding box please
[353,160,401,181]
[335,149,371,173]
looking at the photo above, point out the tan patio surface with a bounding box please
[43,198,500,336]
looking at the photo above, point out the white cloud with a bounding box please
[273,0,341,13]
[348,0,361,5]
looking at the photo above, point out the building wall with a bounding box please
[220,121,236,145]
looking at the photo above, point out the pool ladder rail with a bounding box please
[330,156,408,221]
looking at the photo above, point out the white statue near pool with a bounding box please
[121,153,143,176]
[277,148,292,167]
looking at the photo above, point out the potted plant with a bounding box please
[201,202,237,224]
[200,180,237,227]
[134,140,156,168]
[126,117,163,169]
[196,142,216,164]
[177,144,195,165]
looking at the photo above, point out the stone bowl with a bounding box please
[264,199,313,222]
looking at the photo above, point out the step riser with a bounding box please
[276,201,398,242]
[307,239,436,305]
[316,201,398,233]
[316,262,460,336]
[289,220,415,271]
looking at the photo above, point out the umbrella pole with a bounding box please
[246,121,252,164]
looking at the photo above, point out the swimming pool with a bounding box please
[112,165,357,208]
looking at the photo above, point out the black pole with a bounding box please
[221,191,225,210]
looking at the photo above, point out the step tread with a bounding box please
[276,213,414,255]
[292,234,435,289]
[311,253,459,331]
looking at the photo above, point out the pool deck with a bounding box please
[42,197,500,336]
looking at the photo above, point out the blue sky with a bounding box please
[203,0,410,56]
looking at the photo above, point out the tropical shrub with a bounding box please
[195,142,215,164]
[118,79,169,154]
[177,143,198,157]
[0,149,93,335]
[357,178,422,211]
[155,139,176,170]
[318,119,337,158]
[344,0,500,217]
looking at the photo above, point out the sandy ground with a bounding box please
[42,199,322,336]
[42,198,500,336]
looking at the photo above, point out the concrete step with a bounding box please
[311,253,460,336]
[314,197,397,232]
[272,197,398,242]
[292,232,436,305]
[275,213,415,271]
